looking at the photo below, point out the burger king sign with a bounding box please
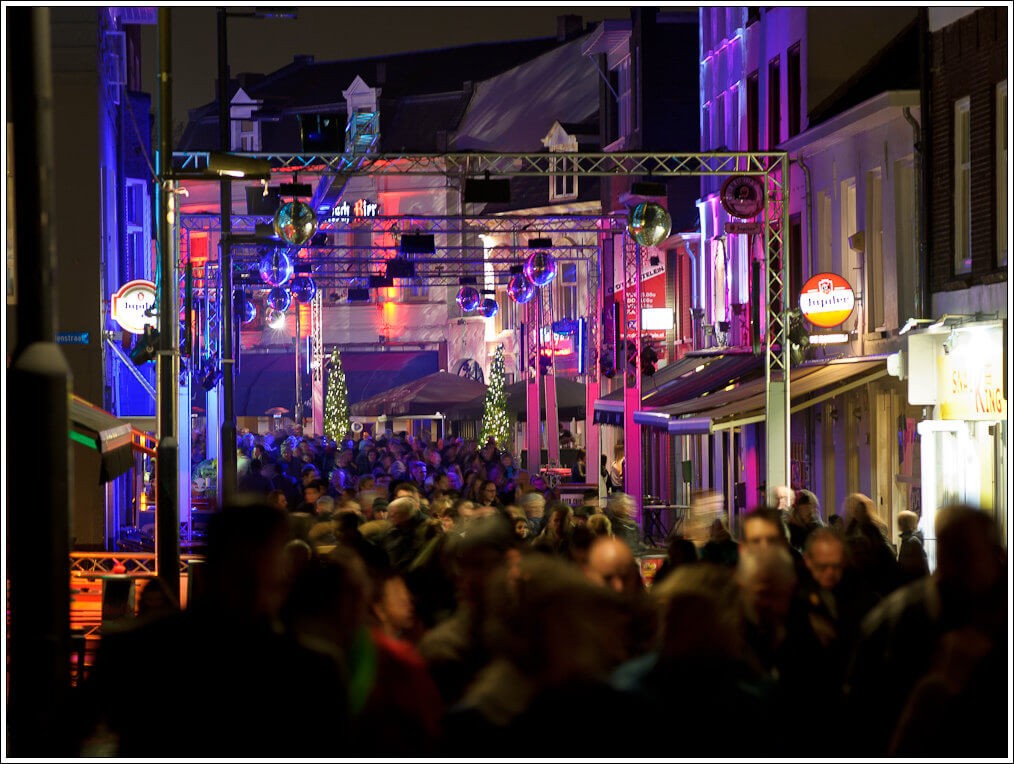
[798,272,855,328]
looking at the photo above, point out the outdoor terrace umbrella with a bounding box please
[446,377,587,421]
[349,370,488,418]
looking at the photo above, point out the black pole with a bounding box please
[218,7,237,505]
[7,7,74,755]
[156,7,180,598]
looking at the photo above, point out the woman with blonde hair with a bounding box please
[841,492,900,606]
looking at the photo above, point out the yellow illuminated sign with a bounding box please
[937,324,1007,421]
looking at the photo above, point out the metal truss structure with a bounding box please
[172,149,791,491]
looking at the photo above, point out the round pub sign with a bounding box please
[798,272,855,328]
[111,279,157,335]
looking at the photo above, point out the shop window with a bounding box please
[954,96,971,275]
[997,81,1007,268]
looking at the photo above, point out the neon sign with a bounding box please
[799,272,855,328]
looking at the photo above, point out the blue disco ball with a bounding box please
[524,249,557,287]
[479,297,499,319]
[290,275,317,304]
[240,298,257,324]
[267,286,292,312]
[626,202,672,247]
[507,273,536,304]
[273,200,318,246]
[456,286,481,312]
[258,250,294,287]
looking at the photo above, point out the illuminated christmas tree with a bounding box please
[481,344,511,452]
[324,348,350,441]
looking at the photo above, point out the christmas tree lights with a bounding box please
[481,345,512,452]
[324,348,350,441]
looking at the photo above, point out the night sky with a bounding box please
[145,4,632,134]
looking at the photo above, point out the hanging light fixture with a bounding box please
[267,286,292,312]
[273,200,318,245]
[290,275,317,303]
[524,238,557,287]
[627,202,672,247]
[507,272,536,304]
[258,249,294,287]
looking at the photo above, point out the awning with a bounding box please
[591,398,624,426]
[636,357,889,433]
[70,395,135,483]
[600,349,764,408]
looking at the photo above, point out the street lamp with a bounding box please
[217,7,297,506]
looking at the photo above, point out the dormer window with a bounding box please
[229,87,261,151]
[542,121,580,202]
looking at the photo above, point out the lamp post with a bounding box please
[216,6,297,506]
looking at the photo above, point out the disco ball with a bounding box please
[479,297,499,318]
[456,286,481,312]
[506,273,536,304]
[264,308,287,330]
[626,202,672,247]
[524,249,557,287]
[290,275,317,304]
[240,298,257,324]
[273,200,318,246]
[267,286,292,312]
[258,250,294,287]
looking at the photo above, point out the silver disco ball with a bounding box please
[240,298,257,324]
[456,286,481,312]
[524,249,557,287]
[273,200,318,246]
[267,286,292,312]
[258,250,294,287]
[507,273,536,304]
[627,202,672,247]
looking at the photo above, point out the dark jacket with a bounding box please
[897,529,929,583]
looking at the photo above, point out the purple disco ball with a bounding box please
[456,286,481,312]
[507,273,536,304]
[267,286,292,312]
[273,200,318,246]
[290,275,317,304]
[479,297,499,318]
[258,250,294,287]
[626,202,672,247]
[524,249,557,287]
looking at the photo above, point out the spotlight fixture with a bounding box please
[200,364,224,391]
[265,308,287,330]
[130,325,160,366]
[399,233,436,255]
[463,172,511,204]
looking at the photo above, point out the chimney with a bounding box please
[557,14,583,41]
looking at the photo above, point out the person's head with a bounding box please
[772,485,795,511]
[370,568,416,638]
[803,528,846,590]
[201,500,294,620]
[545,502,574,536]
[934,504,1005,600]
[315,494,335,517]
[740,507,789,552]
[842,492,878,529]
[606,491,635,521]
[386,496,418,528]
[480,480,499,505]
[370,497,389,522]
[266,489,288,511]
[572,505,591,527]
[794,489,821,525]
[512,514,530,540]
[585,536,641,594]
[438,504,460,533]
[897,509,920,534]
[587,513,612,538]
[581,488,600,508]
[736,544,797,625]
[520,491,546,520]
[302,481,324,506]
[300,464,320,485]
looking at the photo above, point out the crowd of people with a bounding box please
[74,426,1007,758]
